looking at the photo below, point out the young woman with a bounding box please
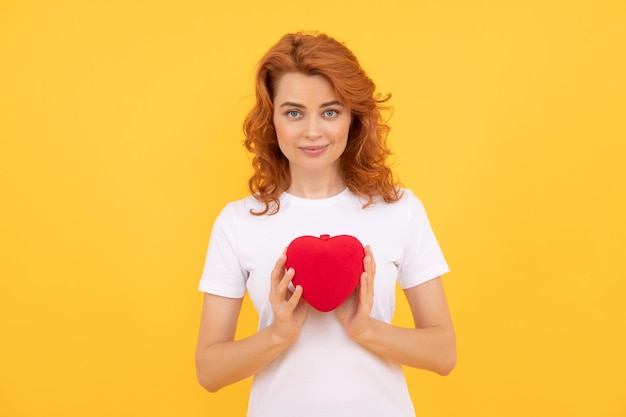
[195,32,456,417]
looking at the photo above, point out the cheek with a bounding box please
[273,124,285,143]
[274,119,296,142]
[275,127,292,147]
[331,120,351,141]
[274,124,297,157]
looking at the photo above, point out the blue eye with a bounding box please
[286,110,301,119]
[324,109,338,118]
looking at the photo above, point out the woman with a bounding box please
[195,32,456,417]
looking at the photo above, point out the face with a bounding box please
[272,72,351,181]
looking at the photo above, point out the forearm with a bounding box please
[352,317,456,375]
[195,324,294,392]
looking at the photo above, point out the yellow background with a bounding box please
[1,1,625,416]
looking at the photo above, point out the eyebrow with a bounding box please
[278,100,343,109]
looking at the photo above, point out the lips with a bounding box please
[299,144,329,155]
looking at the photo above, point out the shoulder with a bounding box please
[212,194,267,227]
[372,187,425,212]
[398,188,426,211]
[219,194,265,215]
[366,188,433,228]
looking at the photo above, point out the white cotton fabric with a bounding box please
[198,188,449,417]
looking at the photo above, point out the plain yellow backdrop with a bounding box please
[1,1,625,416]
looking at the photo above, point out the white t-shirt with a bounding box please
[199,188,449,417]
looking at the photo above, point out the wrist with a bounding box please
[346,317,375,343]
[267,322,299,348]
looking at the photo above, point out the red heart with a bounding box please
[285,234,365,312]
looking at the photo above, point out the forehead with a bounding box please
[273,72,337,101]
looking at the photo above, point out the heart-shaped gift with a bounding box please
[285,234,365,312]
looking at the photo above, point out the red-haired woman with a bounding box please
[195,32,456,417]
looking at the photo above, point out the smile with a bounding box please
[299,144,330,155]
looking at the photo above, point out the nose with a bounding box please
[304,116,322,139]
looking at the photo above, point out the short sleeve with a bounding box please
[198,204,247,298]
[396,190,450,289]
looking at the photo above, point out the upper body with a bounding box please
[199,188,450,416]
[195,32,456,417]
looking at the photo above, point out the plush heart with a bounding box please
[285,234,365,312]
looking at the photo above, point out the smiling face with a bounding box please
[272,72,352,190]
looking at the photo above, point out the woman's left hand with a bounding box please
[335,245,376,339]
[335,246,456,375]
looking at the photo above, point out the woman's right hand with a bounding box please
[269,250,309,344]
[195,251,309,392]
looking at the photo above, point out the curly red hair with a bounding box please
[243,32,401,215]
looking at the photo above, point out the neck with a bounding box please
[287,170,345,199]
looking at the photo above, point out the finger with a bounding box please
[270,250,288,285]
[270,251,289,306]
[286,284,304,310]
[362,245,371,270]
[357,247,374,307]
[278,267,295,294]
[363,245,376,280]
[360,271,371,301]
